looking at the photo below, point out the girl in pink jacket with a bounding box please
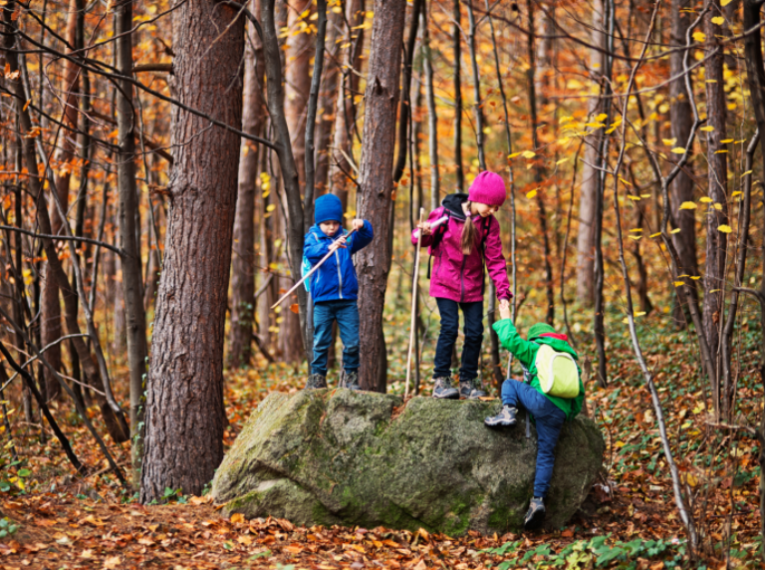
[412,171,512,400]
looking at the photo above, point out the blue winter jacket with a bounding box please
[303,220,374,303]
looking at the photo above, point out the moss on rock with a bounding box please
[212,390,604,534]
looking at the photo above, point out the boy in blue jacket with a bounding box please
[303,194,374,390]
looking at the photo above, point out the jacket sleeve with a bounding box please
[350,220,374,255]
[304,230,330,264]
[411,206,444,247]
[492,319,537,368]
[483,216,511,300]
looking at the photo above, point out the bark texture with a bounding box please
[140,0,244,503]
[229,0,266,369]
[355,0,407,392]
[41,0,81,400]
[575,0,605,306]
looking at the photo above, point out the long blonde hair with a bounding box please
[461,201,478,255]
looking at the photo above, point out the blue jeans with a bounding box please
[311,299,360,377]
[433,298,484,382]
[501,379,566,498]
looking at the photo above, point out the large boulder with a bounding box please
[212,389,604,535]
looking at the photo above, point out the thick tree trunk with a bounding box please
[115,0,149,485]
[229,0,266,369]
[140,0,244,503]
[703,1,728,418]
[422,1,439,209]
[356,0,407,392]
[669,0,699,324]
[41,0,81,400]
[453,0,464,192]
[575,0,605,307]
[329,0,365,208]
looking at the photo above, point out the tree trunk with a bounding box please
[229,0,266,369]
[140,0,244,503]
[669,0,699,324]
[575,0,605,307]
[41,0,81,401]
[115,0,149,485]
[453,0,464,192]
[329,0,365,208]
[703,0,728,419]
[314,7,341,194]
[422,1,439,209]
[356,0,407,392]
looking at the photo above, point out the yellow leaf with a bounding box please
[679,201,697,210]
[595,113,608,122]
[521,150,536,159]
[555,157,569,165]
[671,147,686,154]
[628,235,641,241]
[585,122,605,129]
[699,197,713,203]
[526,189,538,199]
[687,473,698,487]
[741,170,753,178]
[714,149,728,154]
[713,203,723,210]
[718,224,732,233]
[508,152,521,159]
[711,16,725,25]
[629,228,643,233]
[650,232,662,238]
[619,176,632,186]
[674,281,685,287]
[720,138,734,143]
[721,0,733,6]
[634,312,646,317]
[662,138,677,146]
[622,317,630,324]
[266,204,276,212]
[690,275,701,280]
[692,31,706,42]
[671,228,681,234]
[700,125,714,132]
[732,191,742,197]
[640,193,651,198]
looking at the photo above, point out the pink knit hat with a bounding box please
[467,171,506,207]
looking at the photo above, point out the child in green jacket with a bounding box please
[485,306,585,530]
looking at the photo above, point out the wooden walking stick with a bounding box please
[405,208,426,399]
[271,229,357,309]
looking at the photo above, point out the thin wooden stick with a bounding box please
[271,229,357,309]
[405,208,426,399]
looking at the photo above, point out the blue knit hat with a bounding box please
[314,194,344,224]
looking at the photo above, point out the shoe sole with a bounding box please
[432,393,460,400]
[484,419,517,427]
[524,509,545,531]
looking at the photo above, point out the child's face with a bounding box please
[473,202,500,218]
[320,220,340,237]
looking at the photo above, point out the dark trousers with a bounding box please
[311,299,360,376]
[501,379,566,498]
[433,298,484,382]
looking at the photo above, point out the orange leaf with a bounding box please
[230,512,245,524]
[290,303,299,314]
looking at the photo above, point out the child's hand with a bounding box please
[499,299,511,320]
[350,219,365,231]
[329,235,347,252]
[417,221,432,236]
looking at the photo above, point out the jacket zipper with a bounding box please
[335,249,343,299]
[459,254,467,302]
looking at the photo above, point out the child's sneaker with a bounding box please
[432,377,459,399]
[304,373,327,390]
[484,405,517,427]
[340,370,360,391]
[523,497,546,530]
[459,378,487,400]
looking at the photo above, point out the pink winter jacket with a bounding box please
[411,193,511,303]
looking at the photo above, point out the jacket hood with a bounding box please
[441,193,469,220]
[535,336,578,359]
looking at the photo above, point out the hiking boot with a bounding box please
[484,405,518,427]
[459,378,487,400]
[340,370,360,391]
[304,373,327,390]
[524,497,546,531]
[432,376,459,399]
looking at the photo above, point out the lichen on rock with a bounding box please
[212,389,604,534]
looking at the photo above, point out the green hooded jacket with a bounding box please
[492,319,584,421]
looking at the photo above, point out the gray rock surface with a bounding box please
[212,389,604,535]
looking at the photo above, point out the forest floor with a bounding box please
[1,308,763,569]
